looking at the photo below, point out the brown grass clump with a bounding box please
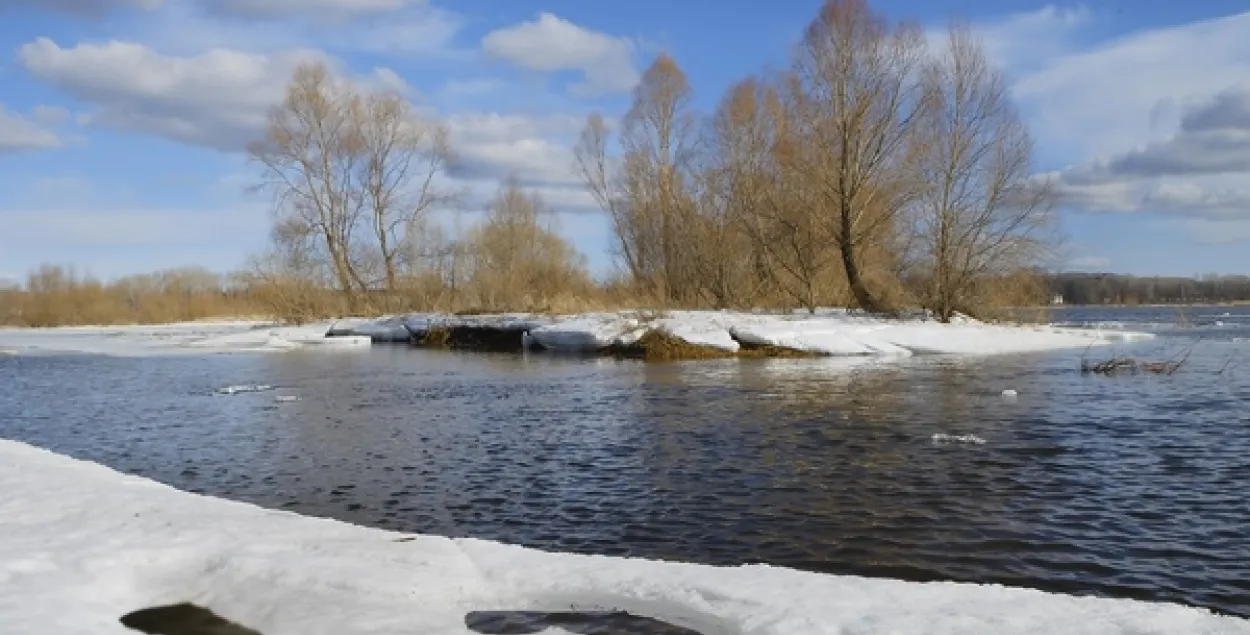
[604,330,738,362]
[603,330,819,362]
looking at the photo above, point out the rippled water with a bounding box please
[2,306,1249,618]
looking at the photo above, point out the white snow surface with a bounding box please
[0,320,369,357]
[528,310,1152,357]
[0,439,1245,635]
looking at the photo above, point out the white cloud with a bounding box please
[443,112,591,193]
[343,8,464,56]
[959,4,1093,76]
[19,37,324,151]
[1046,83,1250,227]
[1063,85,1250,179]
[0,0,161,17]
[370,67,413,96]
[482,12,638,96]
[203,0,422,19]
[997,9,1250,244]
[0,104,63,152]
[112,0,462,58]
[16,35,601,216]
[1013,10,1250,161]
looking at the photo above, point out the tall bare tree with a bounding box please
[356,89,454,294]
[793,0,929,312]
[574,114,636,281]
[249,60,453,311]
[710,76,843,311]
[576,54,702,304]
[913,25,1056,321]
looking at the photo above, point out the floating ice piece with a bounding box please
[216,384,274,395]
[1001,389,1019,399]
[932,433,987,445]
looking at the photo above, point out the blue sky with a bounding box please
[2,0,1250,283]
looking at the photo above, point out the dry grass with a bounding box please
[7,265,266,327]
[603,330,821,362]
[605,330,739,361]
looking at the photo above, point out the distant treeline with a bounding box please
[1046,273,1250,305]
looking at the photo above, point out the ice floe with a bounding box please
[0,439,1245,635]
[215,385,274,396]
[932,433,988,445]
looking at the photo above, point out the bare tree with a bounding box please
[356,89,454,294]
[623,54,703,303]
[574,114,638,280]
[913,25,1057,321]
[249,62,367,309]
[792,0,929,312]
[710,76,843,312]
[576,54,702,305]
[249,60,454,312]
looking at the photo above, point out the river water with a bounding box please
[2,306,1248,618]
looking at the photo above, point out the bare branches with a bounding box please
[576,54,705,306]
[912,24,1058,321]
[791,0,930,312]
[249,60,456,313]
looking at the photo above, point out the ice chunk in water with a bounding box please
[932,433,987,445]
[215,385,274,396]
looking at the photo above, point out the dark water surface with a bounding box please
[2,306,1250,618]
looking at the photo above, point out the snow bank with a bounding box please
[0,321,369,357]
[0,439,1244,635]
[525,312,643,350]
[528,311,1153,357]
[0,310,1154,360]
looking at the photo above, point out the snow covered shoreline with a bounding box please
[0,320,371,356]
[0,310,1154,359]
[0,439,1244,635]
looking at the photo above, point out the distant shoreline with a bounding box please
[1050,302,1250,309]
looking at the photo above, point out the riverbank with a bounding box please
[0,438,1244,635]
[0,310,1154,360]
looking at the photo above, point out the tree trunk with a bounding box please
[838,213,883,313]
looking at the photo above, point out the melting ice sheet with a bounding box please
[0,439,1245,635]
